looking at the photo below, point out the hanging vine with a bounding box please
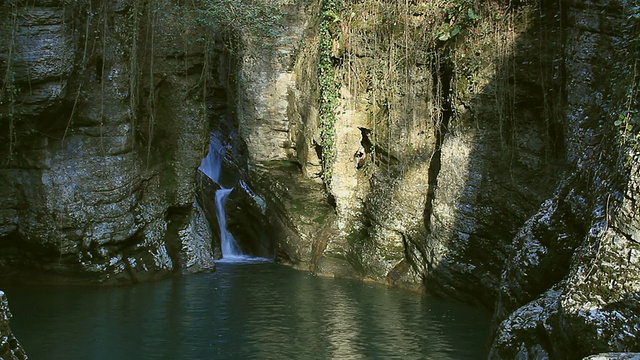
[146,0,157,166]
[1,0,19,162]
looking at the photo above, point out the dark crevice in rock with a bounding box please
[327,192,337,210]
[399,231,428,279]
[356,127,373,169]
[358,127,373,154]
[313,139,323,165]
[95,55,103,83]
[163,205,192,273]
[0,231,87,284]
[423,55,454,236]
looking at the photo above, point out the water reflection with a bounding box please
[4,263,490,359]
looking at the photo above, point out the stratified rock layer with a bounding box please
[489,0,640,358]
[0,0,219,283]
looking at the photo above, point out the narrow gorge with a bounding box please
[0,0,638,358]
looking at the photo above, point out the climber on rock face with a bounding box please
[354,145,366,169]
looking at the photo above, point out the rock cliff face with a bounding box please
[249,0,567,306]
[0,0,227,283]
[0,291,27,360]
[488,1,640,357]
[231,0,640,356]
[0,0,639,357]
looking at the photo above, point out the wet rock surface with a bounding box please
[0,291,27,360]
[248,161,338,270]
[584,354,640,360]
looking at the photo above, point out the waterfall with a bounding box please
[199,137,224,184]
[215,188,241,257]
[199,136,244,259]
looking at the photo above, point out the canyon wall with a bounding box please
[0,0,638,357]
[232,0,640,356]
[0,0,228,283]
[488,0,640,357]
[247,0,567,307]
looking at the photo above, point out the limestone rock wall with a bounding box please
[0,0,638,356]
[236,3,310,163]
[420,0,566,306]
[0,0,222,283]
[246,0,565,303]
[232,0,639,355]
[489,0,640,357]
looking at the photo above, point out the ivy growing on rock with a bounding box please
[318,0,343,185]
[435,0,482,41]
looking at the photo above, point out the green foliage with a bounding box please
[317,0,343,185]
[181,0,288,52]
[436,0,481,42]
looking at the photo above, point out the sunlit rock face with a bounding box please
[230,0,640,357]
[0,0,219,283]
[241,0,565,303]
[0,291,27,360]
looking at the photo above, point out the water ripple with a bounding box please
[4,263,490,360]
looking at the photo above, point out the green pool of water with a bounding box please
[3,261,491,359]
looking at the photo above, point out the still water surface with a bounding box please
[5,261,490,359]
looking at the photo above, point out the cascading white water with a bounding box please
[215,188,241,257]
[199,136,244,259]
[199,136,224,184]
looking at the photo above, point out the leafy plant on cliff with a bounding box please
[183,0,288,54]
[318,0,343,185]
[435,0,482,42]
